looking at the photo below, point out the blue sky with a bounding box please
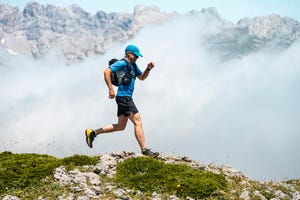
[1,0,300,22]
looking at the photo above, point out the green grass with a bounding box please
[0,151,98,196]
[114,156,227,199]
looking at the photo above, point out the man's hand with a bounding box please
[109,88,115,99]
[147,62,155,70]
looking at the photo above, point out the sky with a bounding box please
[1,0,300,22]
[1,0,300,182]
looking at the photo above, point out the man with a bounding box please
[85,45,159,157]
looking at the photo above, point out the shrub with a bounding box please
[114,157,227,199]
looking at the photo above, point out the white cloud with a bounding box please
[1,16,300,181]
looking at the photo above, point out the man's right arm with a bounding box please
[103,68,115,99]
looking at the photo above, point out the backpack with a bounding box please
[109,58,137,86]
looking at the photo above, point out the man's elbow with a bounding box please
[138,76,145,81]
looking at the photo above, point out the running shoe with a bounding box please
[142,148,159,157]
[85,129,96,148]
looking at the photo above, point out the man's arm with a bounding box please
[138,62,155,81]
[103,68,115,99]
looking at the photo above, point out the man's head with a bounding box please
[125,45,143,57]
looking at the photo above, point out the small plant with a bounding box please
[286,179,300,191]
[114,157,227,199]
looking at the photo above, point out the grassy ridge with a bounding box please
[0,151,98,194]
[1,151,300,199]
[114,156,227,199]
[0,151,227,199]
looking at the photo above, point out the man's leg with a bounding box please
[129,112,146,150]
[85,115,129,148]
[95,115,129,134]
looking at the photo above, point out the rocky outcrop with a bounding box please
[205,13,300,59]
[4,151,299,200]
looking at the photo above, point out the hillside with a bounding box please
[1,151,299,200]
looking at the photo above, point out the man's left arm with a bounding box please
[138,62,155,81]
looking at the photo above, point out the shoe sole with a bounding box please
[85,129,93,148]
[152,153,159,158]
[143,153,159,158]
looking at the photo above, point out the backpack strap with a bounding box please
[131,63,138,78]
[121,58,138,79]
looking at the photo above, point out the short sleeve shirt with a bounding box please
[109,59,142,97]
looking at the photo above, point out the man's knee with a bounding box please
[131,113,142,126]
[118,125,126,131]
[114,123,126,131]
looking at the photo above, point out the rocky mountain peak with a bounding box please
[23,1,43,17]
[201,7,221,20]
[0,2,176,62]
[206,13,300,59]
[131,4,176,31]
[0,2,299,62]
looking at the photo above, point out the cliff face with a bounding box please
[0,2,176,62]
[0,2,299,63]
[1,151,300,200]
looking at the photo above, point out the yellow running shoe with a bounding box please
[85,129,96,148]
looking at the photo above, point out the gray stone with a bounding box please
[114,188,126,198]
[239,190,250,200]
[2,196,21,200]
[169,195,180,200]
[292,191,300,200]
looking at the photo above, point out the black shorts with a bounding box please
[116,96,139,117]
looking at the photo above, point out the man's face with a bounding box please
[128,52,138,63]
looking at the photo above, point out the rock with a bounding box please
[2,196,20,200]
[152,191,161,200]
[292,191,300,200]
[239,190,250,200]
[114,188,126,198]
[275,190,288,199]
[76,196,89,200]
[104,184,117,192]
[93,154,117,178]
[253,190,267,200]
[54,166,72,185]
[169,195,180,200]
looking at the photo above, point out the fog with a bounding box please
[1,16,300,181]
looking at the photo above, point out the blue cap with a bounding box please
[125,45,143,57]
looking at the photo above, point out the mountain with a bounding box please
[0,2,299,62]
[0,2,176,63]
[1,151,300,199]
[205,13,300,59]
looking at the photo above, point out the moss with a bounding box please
[0,151,99,195]
[286,179,300,191]
[114,157,227,199]
[61,154,99,170]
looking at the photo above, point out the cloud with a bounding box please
[1,16,300,181]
